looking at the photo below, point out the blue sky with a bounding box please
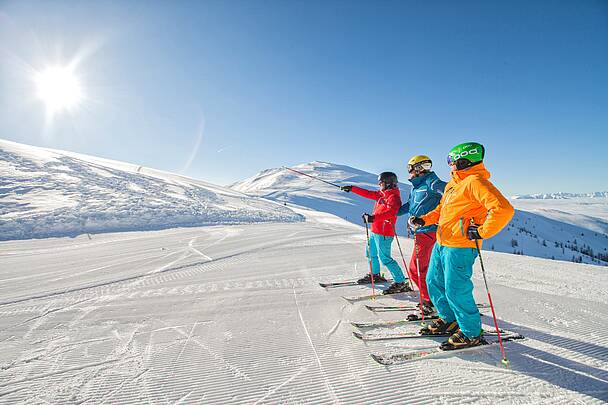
[1,0,607,196]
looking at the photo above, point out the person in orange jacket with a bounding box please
[341,172,411,295]
[409,142,514,350]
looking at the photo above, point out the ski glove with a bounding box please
[362,213,374,224]
[467,224,483,240]
[340,185,352,192]
[408,216,425,230]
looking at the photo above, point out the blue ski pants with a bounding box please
[366,232,406,283]
[426,243,481,338]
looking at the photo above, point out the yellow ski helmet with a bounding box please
[407,155,432,174]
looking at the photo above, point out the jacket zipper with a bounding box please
[460,217,465,236]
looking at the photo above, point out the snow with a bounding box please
[0,210,607,403]
[511,198,608,234]
[1,142,607,402]
[512,192,608,199]
[0,139,303,241]
[233,163,608,266]
[230,160,412,227]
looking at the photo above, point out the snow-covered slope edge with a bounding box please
[232,163,608,266]
[0,139,302,241]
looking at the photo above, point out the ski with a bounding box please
[319,281,359,288]
[351,316,439,329]
[319,280,389,288]
[354,329,514,342]
[342,290,416,303]
[365,302,489,312]
[371,335,525,365]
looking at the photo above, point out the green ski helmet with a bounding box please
[447,142,485,170]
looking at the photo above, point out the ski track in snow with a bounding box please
[292,286,339,404]
[0,216,607,403]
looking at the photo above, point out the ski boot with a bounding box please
[440,329,487,350]
[382,281,413,295]
[406,301,436,321]
[356,273,387,285]
[419,318,459,335]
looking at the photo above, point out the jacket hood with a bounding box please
[410,171,439,188]
[451,162,490,183]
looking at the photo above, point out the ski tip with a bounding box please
[370,354,387,365]
[353,331,364,340]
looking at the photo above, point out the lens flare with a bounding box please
[34,66,83,113]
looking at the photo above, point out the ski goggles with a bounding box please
[408,161,432,173]
[447,155,475,171]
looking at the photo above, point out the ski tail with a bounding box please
[319,281,359,288]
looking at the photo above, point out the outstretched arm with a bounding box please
[350,186,381,201]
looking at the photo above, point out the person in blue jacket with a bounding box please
[397,155,446,314]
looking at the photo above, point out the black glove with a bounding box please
[362,213,374,223]
[467,224,483,240]
[340,185,352,192]
[408,216,425,230]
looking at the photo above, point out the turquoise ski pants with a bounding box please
[426,243,481,338]
[366,232,406,283]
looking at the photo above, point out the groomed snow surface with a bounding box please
[1,208,607,404]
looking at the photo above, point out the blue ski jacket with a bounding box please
[397,171,446,234]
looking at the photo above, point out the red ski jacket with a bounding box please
[351,186,402,236]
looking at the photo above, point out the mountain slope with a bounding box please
[233,163,608,266]
[230,161,412,227]
[0,139,302,241]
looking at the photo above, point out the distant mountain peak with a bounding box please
[512,191,608,200]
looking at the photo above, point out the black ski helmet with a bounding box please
[378,171,398,188]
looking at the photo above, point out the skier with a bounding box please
[341,172,411,294]
[397,155,446,316]
[409,142,514,349]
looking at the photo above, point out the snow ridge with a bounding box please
[0,139,302,241]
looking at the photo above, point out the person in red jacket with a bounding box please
[341,172,411,294]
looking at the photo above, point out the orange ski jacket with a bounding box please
[420,163,514,248]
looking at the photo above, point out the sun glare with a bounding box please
[34,66,83,113]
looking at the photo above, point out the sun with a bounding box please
[34,66,83,113]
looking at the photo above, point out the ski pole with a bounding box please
[364,220,376,299]
[391,222,413,291]
[474,238,509,366]
[413,235,426,323]
[283,167,341,188]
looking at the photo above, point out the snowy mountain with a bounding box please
[512,191,608,199]
[233,163,608,266]
[230,161,412,226]
[0,139,302,241]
